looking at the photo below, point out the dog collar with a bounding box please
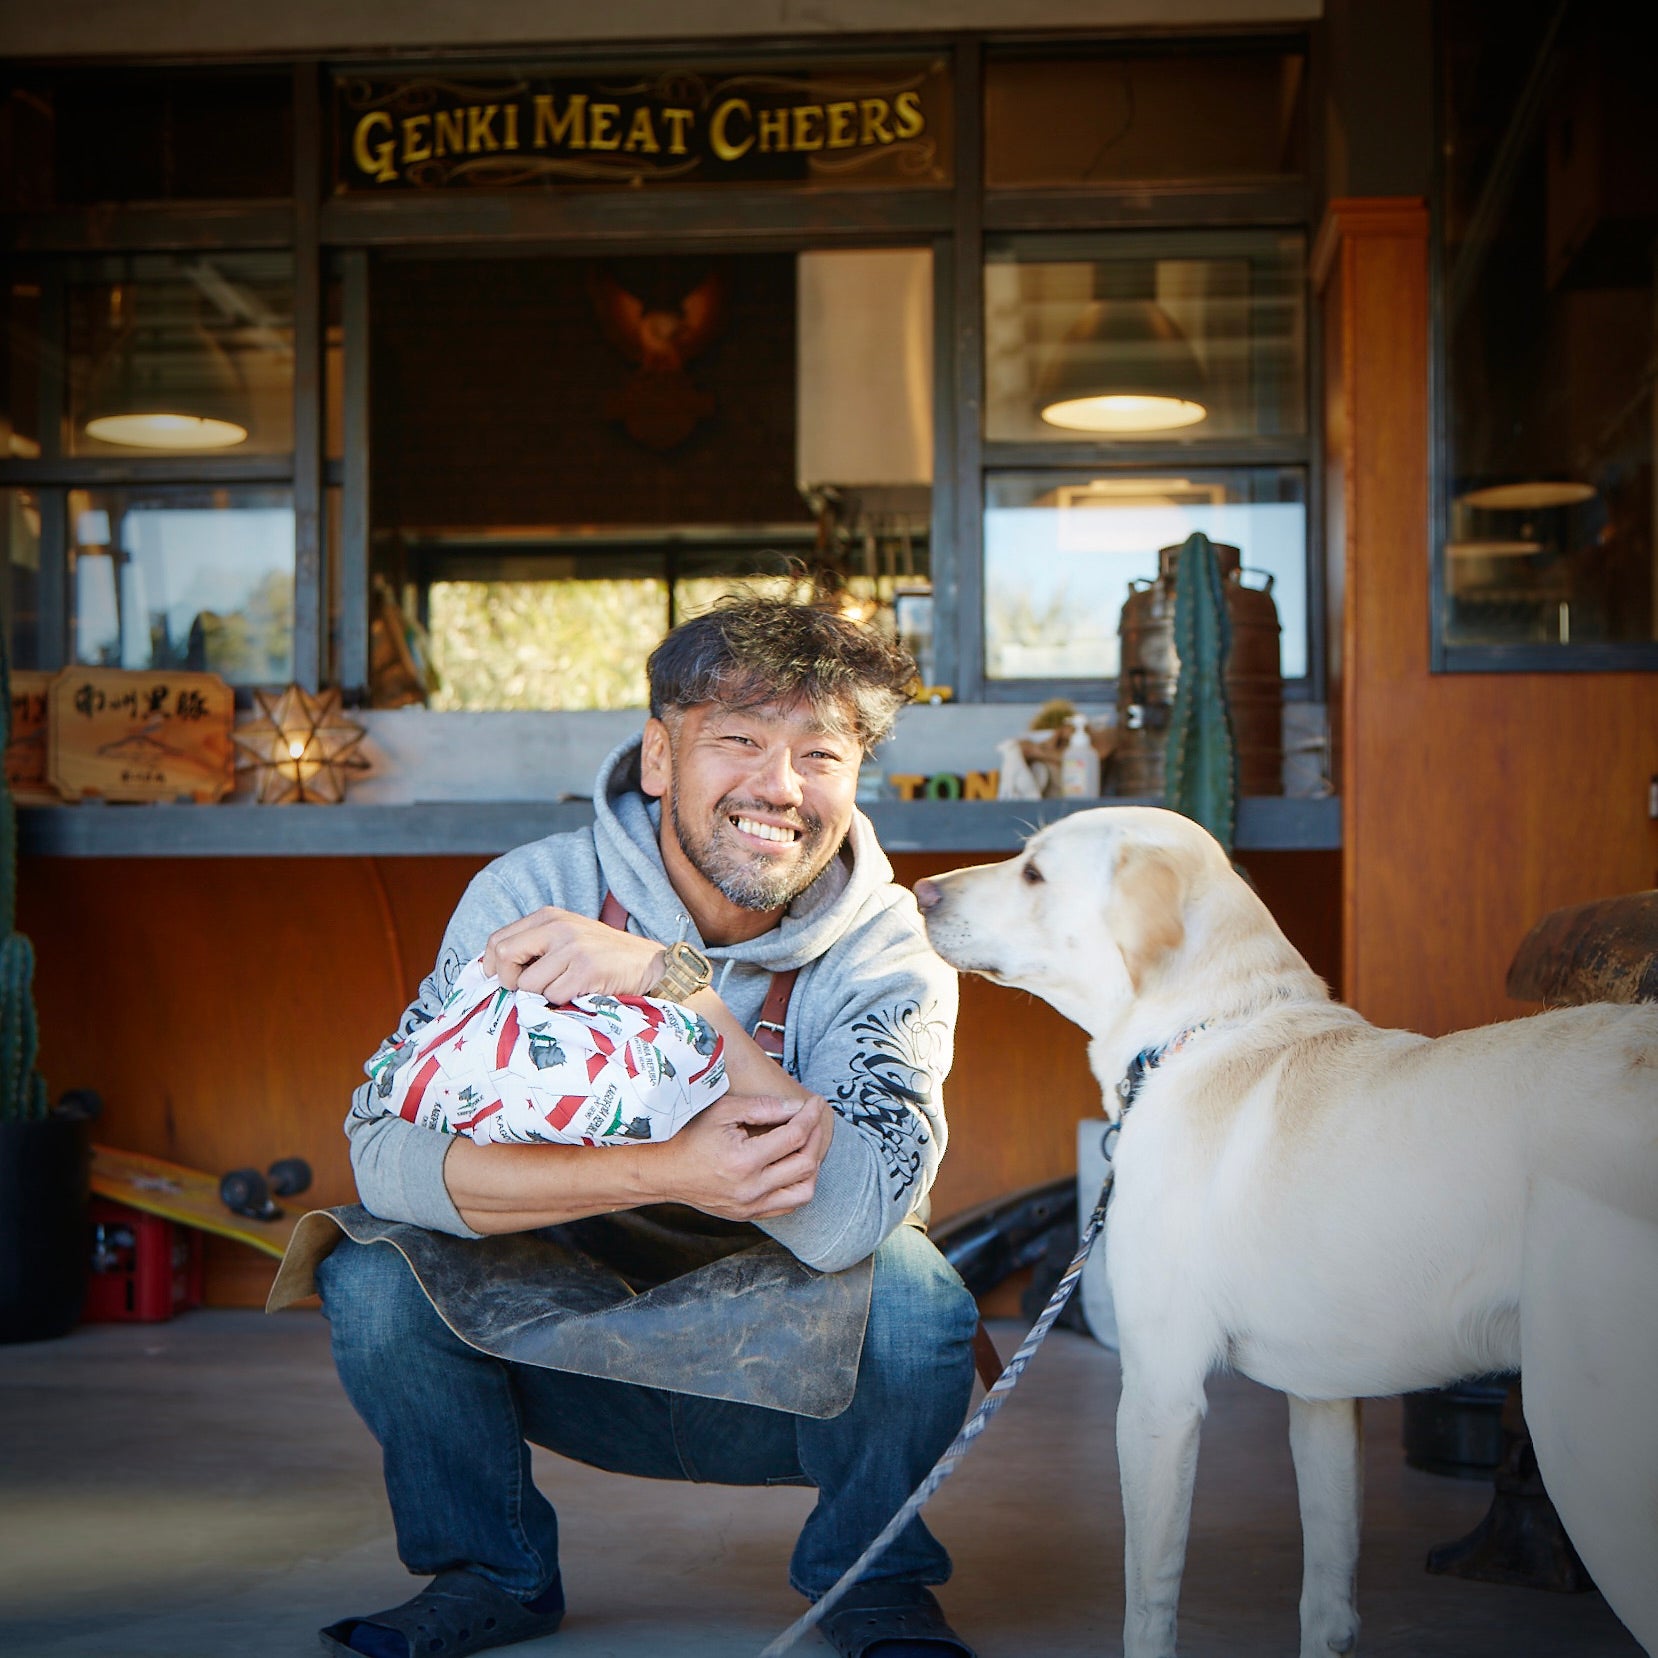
[1115,1022,1212,1115]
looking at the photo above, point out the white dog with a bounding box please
[915,807,1658,1658]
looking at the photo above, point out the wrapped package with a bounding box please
[365,955,728,1147]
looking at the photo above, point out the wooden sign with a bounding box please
[4,670,56,804]
[47,669,235,804]
[334,59,950,192]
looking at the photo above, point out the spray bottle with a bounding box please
[1060,714,1100,798]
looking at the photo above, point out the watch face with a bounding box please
[657,942,711,1001]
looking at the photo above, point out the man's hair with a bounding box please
[647,594,916,754]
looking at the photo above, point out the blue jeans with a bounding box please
[315,1224,979,1603]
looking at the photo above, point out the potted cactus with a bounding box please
[0,634,89,1343]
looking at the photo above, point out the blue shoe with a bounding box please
[816,1582,976,1658]
[319,1568,564,1657]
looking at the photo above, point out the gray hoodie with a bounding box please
[345,737,958,1272]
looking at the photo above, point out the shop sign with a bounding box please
[334,61,950,192]
[47,668,235,804]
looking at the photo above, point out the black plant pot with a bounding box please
[0,1113,91,1343]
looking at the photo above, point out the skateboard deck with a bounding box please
[91,1145,301,1260]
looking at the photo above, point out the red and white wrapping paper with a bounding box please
[366,955,728,1147]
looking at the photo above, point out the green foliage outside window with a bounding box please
[427,573,805,711]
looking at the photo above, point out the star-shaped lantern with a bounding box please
[233,684,369,805]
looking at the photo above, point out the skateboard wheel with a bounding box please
[267,1158,312,1198]
[219,1167,279,1221]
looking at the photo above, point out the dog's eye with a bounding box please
[1022,861,1045,885]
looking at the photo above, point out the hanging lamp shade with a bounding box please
[1457,479,1596,512]
[1037,298,1209,434]
[83,285,249,451]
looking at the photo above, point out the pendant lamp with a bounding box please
[1458,480,1595,512]
[1036,263,1208,435]
[83,283,249,451]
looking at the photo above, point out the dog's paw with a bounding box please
[1301,1618,1359,1658]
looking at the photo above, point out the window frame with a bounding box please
[1428,4,1658,675]
[2,33,1323,711]
[964,52,1321,705]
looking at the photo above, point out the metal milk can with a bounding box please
[1115,541,1284,797]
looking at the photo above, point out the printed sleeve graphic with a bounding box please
[831,1000,947,1198]
[362,954,728,1147]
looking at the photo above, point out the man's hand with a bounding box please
[649,1092,834,1221]
[481,907,666,1003]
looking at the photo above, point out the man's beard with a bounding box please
[670,790,834,911]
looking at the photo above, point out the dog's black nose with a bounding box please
[914,878,942,913]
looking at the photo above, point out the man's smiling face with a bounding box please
[640,697,863,936]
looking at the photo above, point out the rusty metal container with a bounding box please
[1114,541,1283,797]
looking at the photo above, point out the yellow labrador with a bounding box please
[915,807,1658,1658]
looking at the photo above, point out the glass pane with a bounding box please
[675,556,932,677]
[427,578,667,711]
[1440,1,1656,650]
[985,49,1307,188]
[67,486,295,685]
[984,469,1306,682]
[6,69,292,204]
[3,489,44,670]
[985,232,1306,443]
[371,246,930,708]
[66,253,294,457]
[2,273,43,460]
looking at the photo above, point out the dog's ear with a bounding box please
[1108,844,1186,992]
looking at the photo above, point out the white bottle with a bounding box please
[1060,714,1099,798]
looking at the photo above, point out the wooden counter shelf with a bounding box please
[20,795,1340,858]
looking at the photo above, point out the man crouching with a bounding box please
[312,595,979,1658]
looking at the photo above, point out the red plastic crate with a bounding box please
[85,1197,204,1323]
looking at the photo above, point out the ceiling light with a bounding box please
[84,412,249,450]
[1446,539,1543,558]
[1037,296,1208,436]
[1459,481,1595,512]
[83,282,250,452]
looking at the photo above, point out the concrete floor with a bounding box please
[0,1311,1641,1658]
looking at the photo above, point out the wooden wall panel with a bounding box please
[1317,198,1658,1038]
[19,855,477,1305]
[21,841,1337,1304]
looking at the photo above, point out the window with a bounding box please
[980,231,1311,697]
[65,253,295,457]
[1,41,1323,726]
[985,232,1305,444]
[1437,0,1658,664]
[67,487,296,684]
[984,470,1306,682]
[1,253,299,681]
[373,248,934,710]
[2,489,42,668]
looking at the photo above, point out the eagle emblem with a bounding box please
[588,263,728,451]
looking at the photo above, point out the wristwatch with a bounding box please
[648,940,713,1003]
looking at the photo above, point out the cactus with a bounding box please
[1163,531,1238,854]
[0,625,48,1123]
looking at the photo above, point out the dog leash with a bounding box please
[758,1021,1214,1658]
[756,1115,1124,1658]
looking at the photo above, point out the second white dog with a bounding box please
[915,807,1658,1658]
